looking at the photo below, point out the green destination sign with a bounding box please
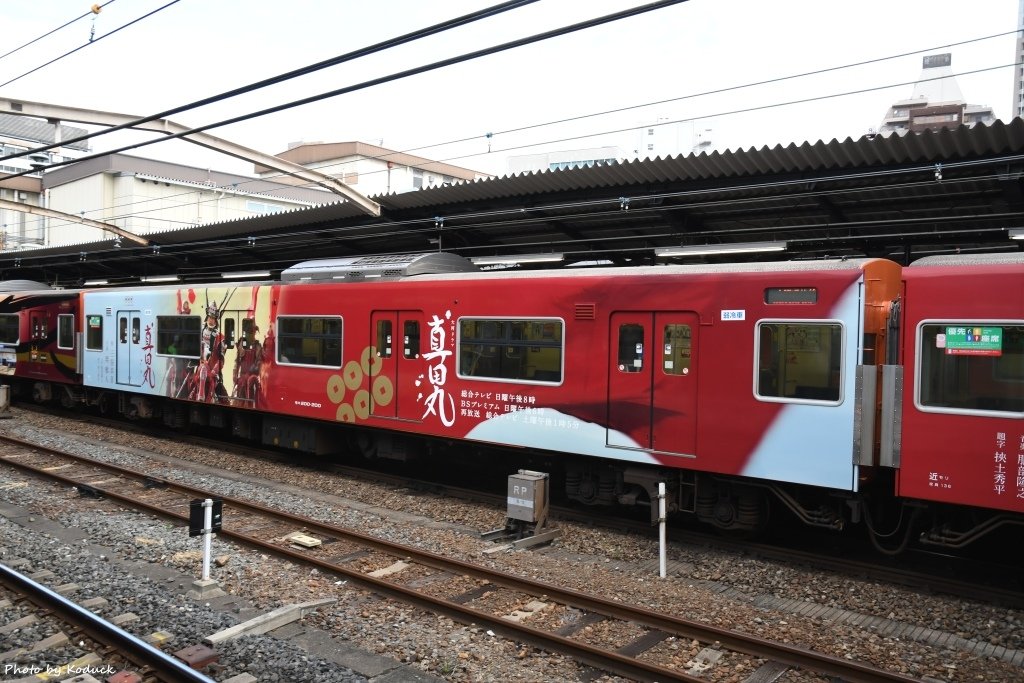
[945,326,1002,355]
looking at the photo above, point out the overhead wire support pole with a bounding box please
[0,198,150,246]
[0,98,383,217]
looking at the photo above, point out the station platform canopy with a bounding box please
[2,118,1023,287]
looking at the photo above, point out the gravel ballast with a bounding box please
[1,408,1022,682]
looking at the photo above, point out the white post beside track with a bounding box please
[658,482,666,579]
[202,498,213,582]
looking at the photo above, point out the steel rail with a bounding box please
[0,563,214,683]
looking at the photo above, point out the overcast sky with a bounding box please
[2,0,1019,178]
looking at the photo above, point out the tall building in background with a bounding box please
[878,54,996,136]
[1014,0,1024,119]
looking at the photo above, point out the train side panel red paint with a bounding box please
[0,291,81,385]
[899,263,1024,513]
[263,264,877,490]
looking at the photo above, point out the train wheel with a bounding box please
[696,482,768,533]
[31,382,52,404]
[350,431,378,459]
[59,389,76,409]
[96,392,113,416]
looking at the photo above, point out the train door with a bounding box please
[607,311,698,456]
[370,311,423,421]
[115,309,144,386]
[27,309,49,374]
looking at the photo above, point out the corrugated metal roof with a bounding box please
[147,118,1024,235]
[0,113,90,151]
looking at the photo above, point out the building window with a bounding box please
[412,169,423,189]
[914,113,960,125]
[245,200,285,214]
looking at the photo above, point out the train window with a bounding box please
[223,318,236,350]
[131,318,141,345]
[618,324,644,373]
[458,318,563,383]
[86,315,103,350]
[119,317,128,344]
[57,314,74,349]
[376,320,393,359]
[662,324,691,375]
[276,316,342,367]
[755,322,843,403]
[241,318,259,350]
[156,315,201,357]
[918,323,1024,414]
[0,314,18,344]
[404,321,420,358]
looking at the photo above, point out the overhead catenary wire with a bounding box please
[0,4,1009,184]
[7,24,1015,241]
[3,19,1014,178]
[1,9,1013,248]
[0,0,117,62]
[0,0,181,89]
[0,0,690,181]
[356,29,1023,164]
[27,54,1020,241]
[0,0,542,164]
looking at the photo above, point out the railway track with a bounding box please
[0,432,921,683]
[22,404,1024,610]
[0,562,213,683]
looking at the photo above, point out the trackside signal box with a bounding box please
[507,470,548,523]
[483,470,561,552]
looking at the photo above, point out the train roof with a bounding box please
[910,253,1024,267]
[408,256,893,282]
[0,280,52,292]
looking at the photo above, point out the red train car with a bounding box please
[0,280,82,404]
[79,254,902,535]
[895,253,1024,546]
[6,252,1021,550]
